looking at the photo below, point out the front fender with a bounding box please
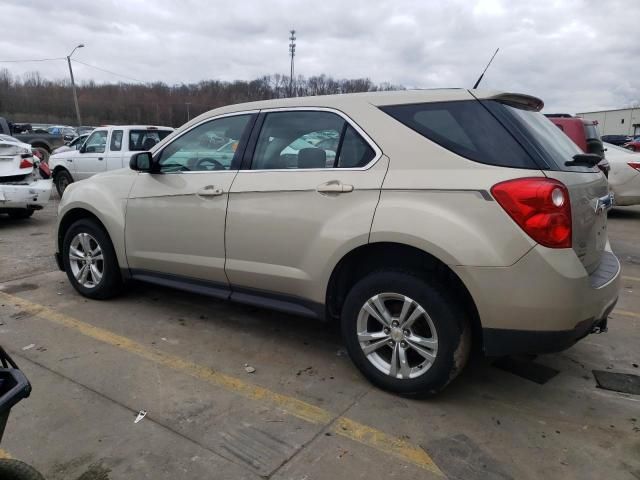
[56,170,137,268]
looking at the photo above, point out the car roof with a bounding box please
[179,88,542,131]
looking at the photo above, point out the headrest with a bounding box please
[297,148,326,169]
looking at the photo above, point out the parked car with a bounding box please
[604,142,640,206]
[0,117,67,162]
[54,90,620,395]
[77,126,96,136]
[0,135,52,219]
[47,125,77,141]
[602,134,631,146]
[623,139,640,152]
[51,133,90,155]
[545,114,609,176]
[49,125,173,195]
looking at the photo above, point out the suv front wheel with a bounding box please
[341,271,470,396]
[62,219,123,299]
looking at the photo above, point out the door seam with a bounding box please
[367,155,390,243]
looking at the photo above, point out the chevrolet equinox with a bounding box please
[54,89,620,395]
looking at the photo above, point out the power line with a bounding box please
[0,57,65,63]
[71,59,144,84]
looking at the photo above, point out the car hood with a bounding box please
[49,149,80,168]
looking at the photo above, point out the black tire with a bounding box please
[62,218,123,299]
[54,169,73,197]
[341,271,471,396]
[7,209,34,219]
[0,459,45,480]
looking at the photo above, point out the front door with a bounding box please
[124,113,255,290]
[75,129,108,180]
[225,109,388,306]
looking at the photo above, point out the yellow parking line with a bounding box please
[0,291,443,476]
[0,449,12,459]
[622,275,640,283]
[613,309,640,319]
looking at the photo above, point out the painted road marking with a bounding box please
[613,309,640,319]
[0,449,11,459]
[0,291,443,476]
[622,275,640,283]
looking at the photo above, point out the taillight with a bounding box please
[19,158,33,169]
[491,177,572,248]
[629,161,640,172]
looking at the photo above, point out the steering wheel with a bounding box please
[192,157,225,171]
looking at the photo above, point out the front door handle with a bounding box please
[317,181,354,194]
[197,185,224,197]
[98,157,104,161]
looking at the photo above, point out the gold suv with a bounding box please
[54,89,620,395]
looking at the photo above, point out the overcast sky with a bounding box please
[1,0,638,113]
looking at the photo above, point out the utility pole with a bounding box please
[185,102,192,122]
[67,44,84,128]
[289,29,296,97]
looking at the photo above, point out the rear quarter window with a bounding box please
[380,101,538,169]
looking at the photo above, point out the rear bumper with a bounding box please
[482,302,616,357]
[0,178,52,210]
[453,244,621,356]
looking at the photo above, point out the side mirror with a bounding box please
[130,151,153,172]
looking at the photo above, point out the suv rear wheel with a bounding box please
[62,219,123,299]
[341,271,470,396]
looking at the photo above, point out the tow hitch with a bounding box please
[591,317,608,334]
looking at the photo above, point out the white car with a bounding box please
[49,125,173,195]
[604,142,640,206]
[0,134,52,218]
[51,133,90,155]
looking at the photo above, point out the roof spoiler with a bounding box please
[488,93,544,112]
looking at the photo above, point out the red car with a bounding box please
[623,139,640,152]
[545,114,609,176]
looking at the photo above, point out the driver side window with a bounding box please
[84,130,107,154]
[157,114,252,173]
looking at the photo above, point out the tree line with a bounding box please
[0,69,402,127]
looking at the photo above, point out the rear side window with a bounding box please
[129,129,172,152]
[337,125,375,168]
[110,130,123,151]
[380,101,538,169]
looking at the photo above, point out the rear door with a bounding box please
[74,129,108,180]
[105,129,124,171]
[225,108,387,306]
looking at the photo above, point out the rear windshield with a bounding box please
[380,101,538,169]
[129,129,172,151]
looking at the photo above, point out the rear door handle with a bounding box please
[197,185,224,197]
[317,181,354,194]
[98,157,104,161]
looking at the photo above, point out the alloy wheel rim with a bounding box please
[357,292,438,379]
[68,233,104,289]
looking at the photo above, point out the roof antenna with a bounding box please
[472,48,500,89]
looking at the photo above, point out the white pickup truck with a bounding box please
[49,125,173,195]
